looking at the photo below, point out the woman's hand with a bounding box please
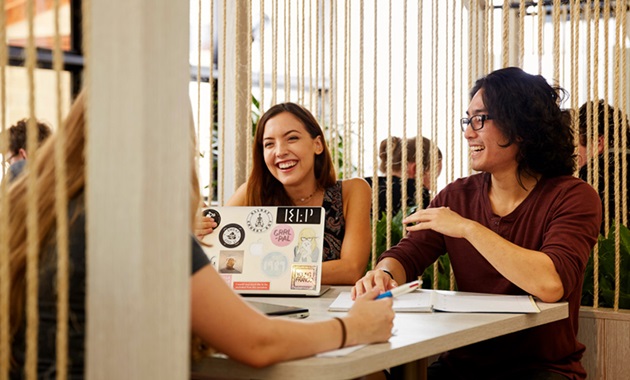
[345,288,395,346]
[350,269,398,300]
[195,216,218,239]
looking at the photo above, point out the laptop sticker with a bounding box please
[219,223,245,248]
[246,208,274,233]
[234,281,271,291]
[271,224,294,247]
[293,228,320,262]
[203,208,221,227]
[262,251,288,277]
[277,207,322,224]
[220,274,232,286]
[219,251,244,274]
[291,265,318,290]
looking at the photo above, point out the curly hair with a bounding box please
[7,118,53,155]
[470,67,575,181]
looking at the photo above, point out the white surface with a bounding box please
[191,287,567,380]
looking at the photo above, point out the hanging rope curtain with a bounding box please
[199,0,627,307]
[4,0,630,377]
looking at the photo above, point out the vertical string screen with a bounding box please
[5,3,630,376]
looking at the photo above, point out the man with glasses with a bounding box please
[352,67,601,379]
[3,118,52,182]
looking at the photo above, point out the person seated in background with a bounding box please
[352,67,601,379]
[6,90,395,378]
[3,117,52,182]
[577,99,630,232]
[196,102,373,285]
[365,136,442,218]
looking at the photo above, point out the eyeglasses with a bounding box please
[460,114,492,132]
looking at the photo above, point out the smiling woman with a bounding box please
[196,103,373,285]
[260,111,325,195]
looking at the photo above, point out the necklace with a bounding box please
[292,188,319,203]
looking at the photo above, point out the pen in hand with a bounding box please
[375,280,421,300]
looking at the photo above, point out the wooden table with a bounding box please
[191,287,568,380]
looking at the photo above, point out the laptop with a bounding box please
[200,206,331,296]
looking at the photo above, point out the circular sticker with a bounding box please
[219,223,245,248]
[209,256,218,268]
[261,251,288,277]
[246,208,274,233]
[203,208,221,227]
[270,224,294,247]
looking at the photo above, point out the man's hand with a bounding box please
[403,207,473,239]
[350,269,398,300]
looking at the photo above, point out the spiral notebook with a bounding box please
[200,206,330,296]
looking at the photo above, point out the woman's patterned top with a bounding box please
[322,180,345,261]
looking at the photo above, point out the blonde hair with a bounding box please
[298,228,317,240]
[5,90,204,365]
[7,90,87,343]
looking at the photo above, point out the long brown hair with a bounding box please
[7,90,87,342]
[246,102,336,206]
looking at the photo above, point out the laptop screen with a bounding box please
[200,206,327,296]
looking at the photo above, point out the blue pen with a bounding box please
[375,280,421,300]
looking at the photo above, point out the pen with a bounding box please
[375,280,421,300]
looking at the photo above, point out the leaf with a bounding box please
[581,222,630,308]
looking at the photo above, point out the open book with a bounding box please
[329,289,540,313]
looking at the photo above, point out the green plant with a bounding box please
[372,210,405,261]
[581,222,630,309]
[319,126,358,179]
[421,254,453,290]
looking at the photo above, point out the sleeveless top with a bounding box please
[322,181,345,261]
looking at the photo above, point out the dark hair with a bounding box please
[378,136,442,174]
[8,118,53,155]
[470,67,575,180]
[246,102,337,206]
[578,99,630,148]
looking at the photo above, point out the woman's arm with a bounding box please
[321,178,372,285]
[190,264,394,368]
